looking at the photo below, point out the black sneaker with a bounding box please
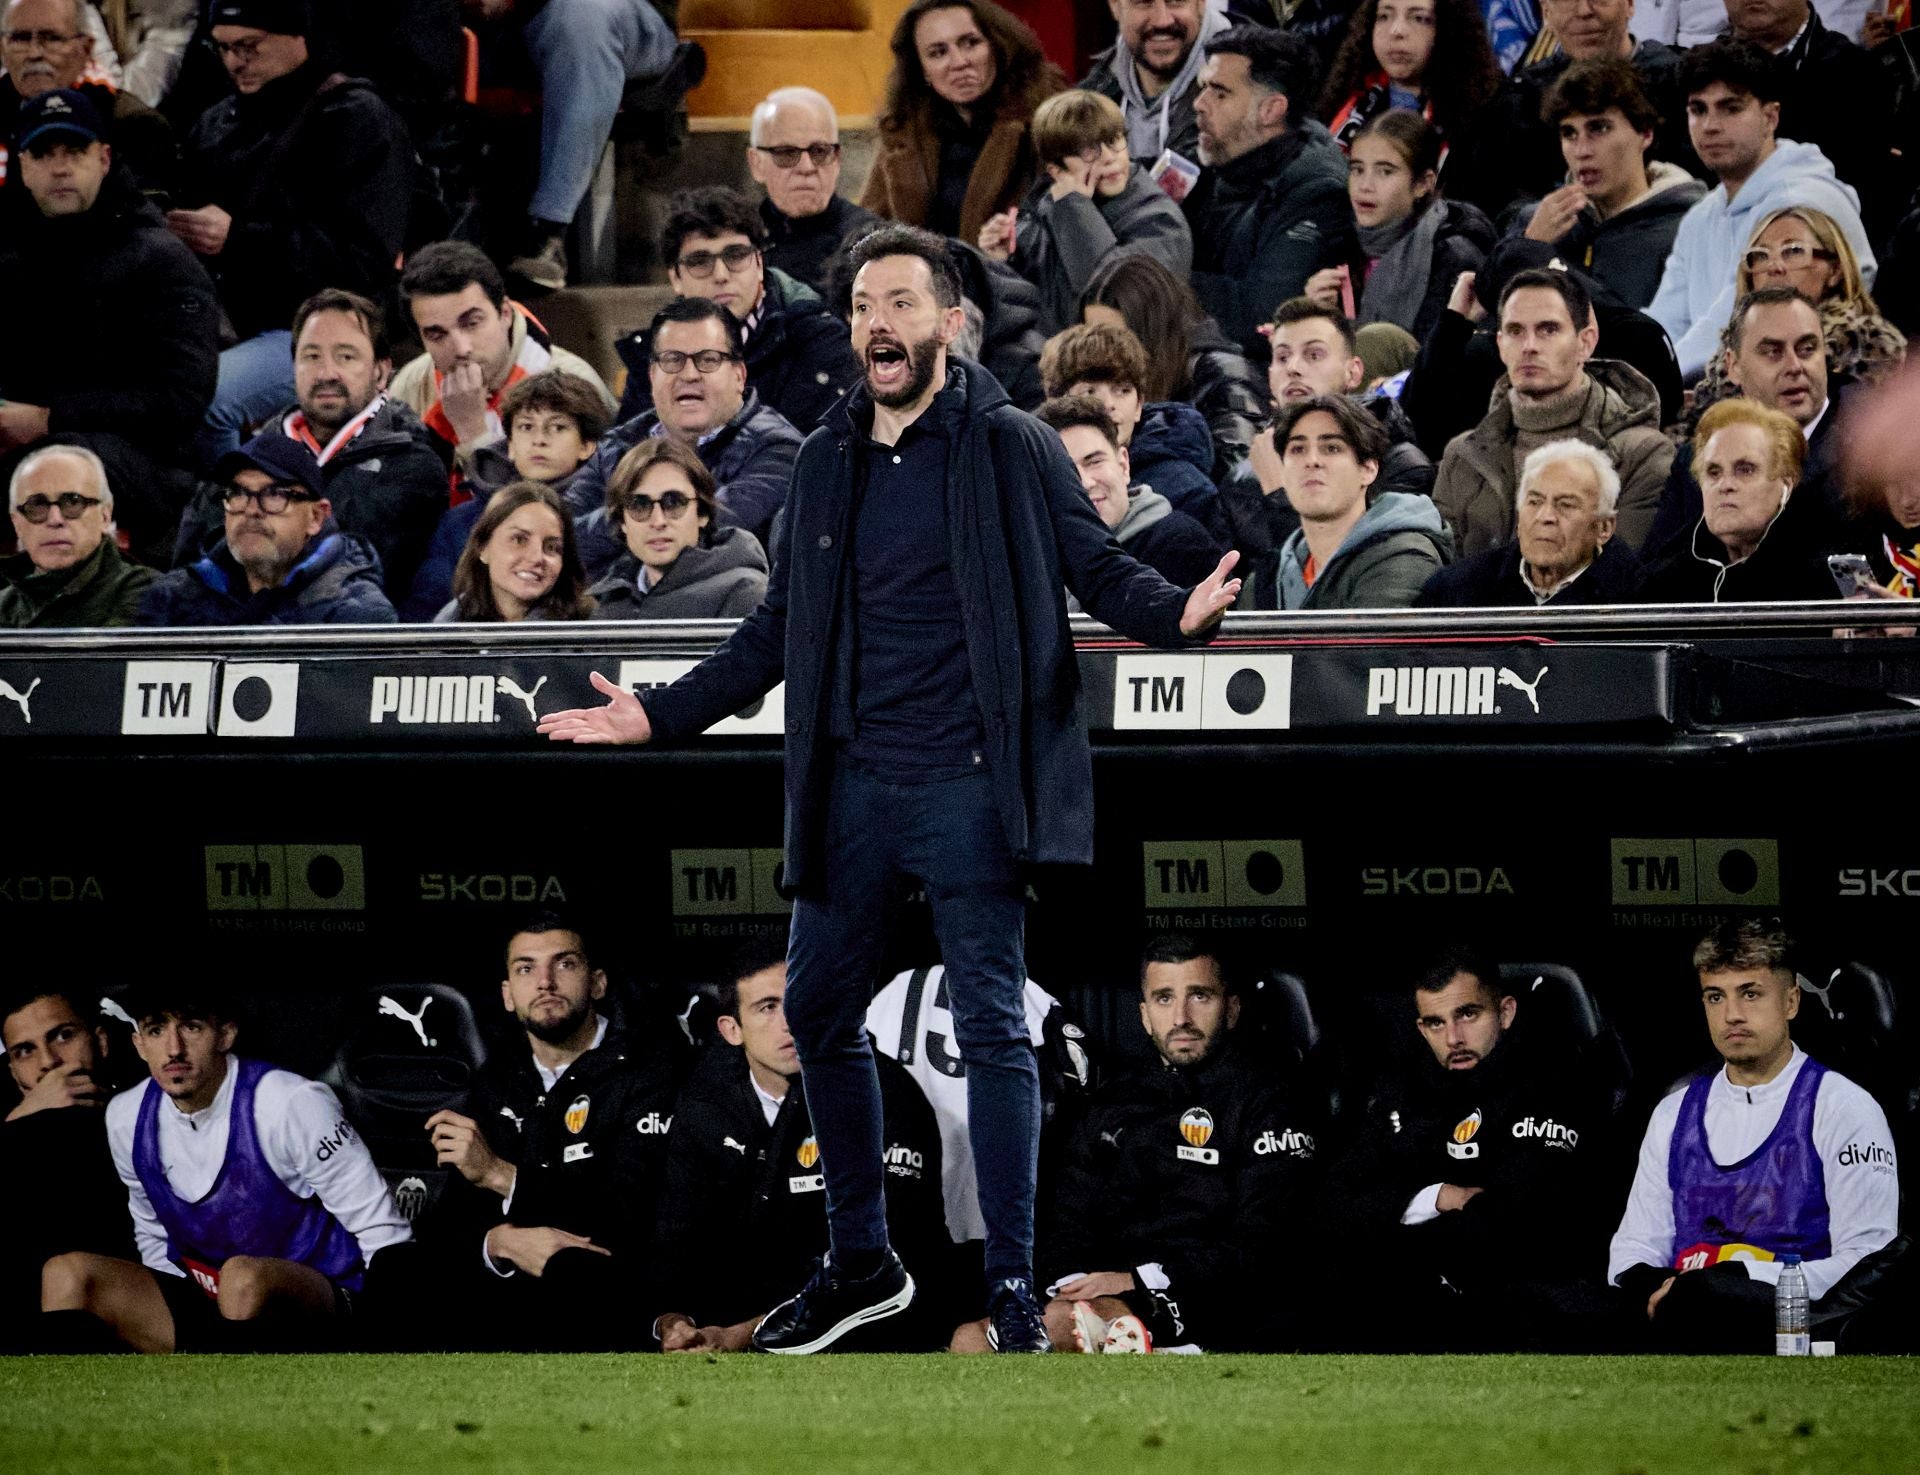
[508,232,568,293]
[986,1276,1049,1353]
[751,1250,915,1355]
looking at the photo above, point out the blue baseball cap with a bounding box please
[14,89,106,154]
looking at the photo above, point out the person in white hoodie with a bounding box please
[1646,37,1872,380]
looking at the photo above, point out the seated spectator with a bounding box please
[1305,109,1493,344]
[1324,948,1610,1352]
[1647,38,1872,382]
[1643,288,1842,562]
[1079,0,1222,168]
[1434,267,1672,557]
[1038,321,1216,525]
[1237,392,1450,610]
[1517,59,1706,312]
[1417,438,1642,606]
[1466,0,1698,216]
[1185,24,1355,360]
[0,0,174,195]
[567,297,803,576]
[1316,0,1500,165]
[613,187,860,434]
[1691,208,1905,415]
[83,0,198,109]
[391,242,616,471]
[652,947,951,1353]
[861,0,1066,244]
[1726,0,1897,240]
[41,979,409,1353]
[1080,249,1265,484]
[1841,463,1920,600]
[588,439,768,620]
[404,369,608,620]
[1610,919,1902,1353]
[420,913,678,1351]
[0,88,216,562]
[175,0,416,469]
[1036,395,1222,588]
[1,444,154,627]
[977,89,1191,336]
[489,0,690,291]
[748,87,882,297]
[436,482,595,624]
[1,984,132,1352]
[174,290,449,595]
[1036,935,1318,1354]
[137,437,397,625]
[941,238,1050,408]
[1637,397,1836,601]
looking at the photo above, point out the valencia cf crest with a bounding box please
[565,1094,591,1134]
[1447,1108,1482,1160]
[1177,1107,1218,1165]
[797,1135,820,1169]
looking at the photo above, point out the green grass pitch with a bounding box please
[3,1353,1916,1475]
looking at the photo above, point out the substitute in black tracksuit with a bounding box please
[1039,1031,1319,1351]
[652,1041,952,1349]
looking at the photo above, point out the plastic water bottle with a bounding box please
[1775,1254,1810,1356]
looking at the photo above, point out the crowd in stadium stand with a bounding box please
[7,0,1920,624]
[1,914,1907,1353]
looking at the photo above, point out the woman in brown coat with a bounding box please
[861,0,1065,245]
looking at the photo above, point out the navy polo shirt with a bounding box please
[844,387,985,778]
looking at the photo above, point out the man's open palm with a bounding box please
[537,671,653,745]
[1180,550,1242,635]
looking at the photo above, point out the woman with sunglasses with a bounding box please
[590,439,767,620]
[1691,206,1906,420]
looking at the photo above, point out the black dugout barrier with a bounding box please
[4,603,1919,1105]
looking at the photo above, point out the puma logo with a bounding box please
[722,1136,747,1155]
[495,676,548,722]
[0,677,40,723]
[377,994,436,1048]
[1495,666,1548,714]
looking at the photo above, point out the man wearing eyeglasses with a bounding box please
[0,87,218,565]
[0,0,175,197]
[567,296,802,578]
[746,87,881,297]
[136,435,396,625]
[0,444,155,627]
[612,186,860,436]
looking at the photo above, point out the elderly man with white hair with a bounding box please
[1417,438,1643,608]
[0,444,155,627]
[747,85,882,296]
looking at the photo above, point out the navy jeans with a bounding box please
[785,760,1038,1287]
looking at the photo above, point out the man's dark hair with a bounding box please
[1270,295,1358,358]
[1411,945,1508,1006]
[1203,24,1316,108]
[1139,933,1233,993]
[1679,37,1784,107]
[1543,57,1662,136]
[1499,266,1594,332]
[1274,392,1390,464]
[844,223,964,310]
[1727,285,1820,354]
[122,979,238,1029]
[505,909,594,971]
[291,288,389,361]
[1692,917,1795,979]
[716,936,790,1020]
[648,295,747,359]
[0,984,91,1041]
[1035,394,1121,449]
[661,186,767,269]
[499,368,613,445]
[399,240,508,313]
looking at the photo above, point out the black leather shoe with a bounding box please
[752,1250,915,1355]
[986,1276,1050,1353]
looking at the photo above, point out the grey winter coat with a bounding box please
[589,525,770,621]
[1012,166,1192,335]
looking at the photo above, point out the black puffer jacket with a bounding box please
[135,522,398,626]
[948,240,1049,411]
[179,61,412,339]
[1185,318,1267,484]
[614,268,861,434]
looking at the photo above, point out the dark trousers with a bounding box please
[786,760,1038,1287]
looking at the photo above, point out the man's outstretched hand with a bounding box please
[1180,550,1242,635]
[536,671,653,745]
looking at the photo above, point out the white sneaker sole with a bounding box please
[755,1272,916,1355]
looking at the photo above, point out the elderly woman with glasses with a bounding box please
[589,438,768,620]
[1691,205,1907,421]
